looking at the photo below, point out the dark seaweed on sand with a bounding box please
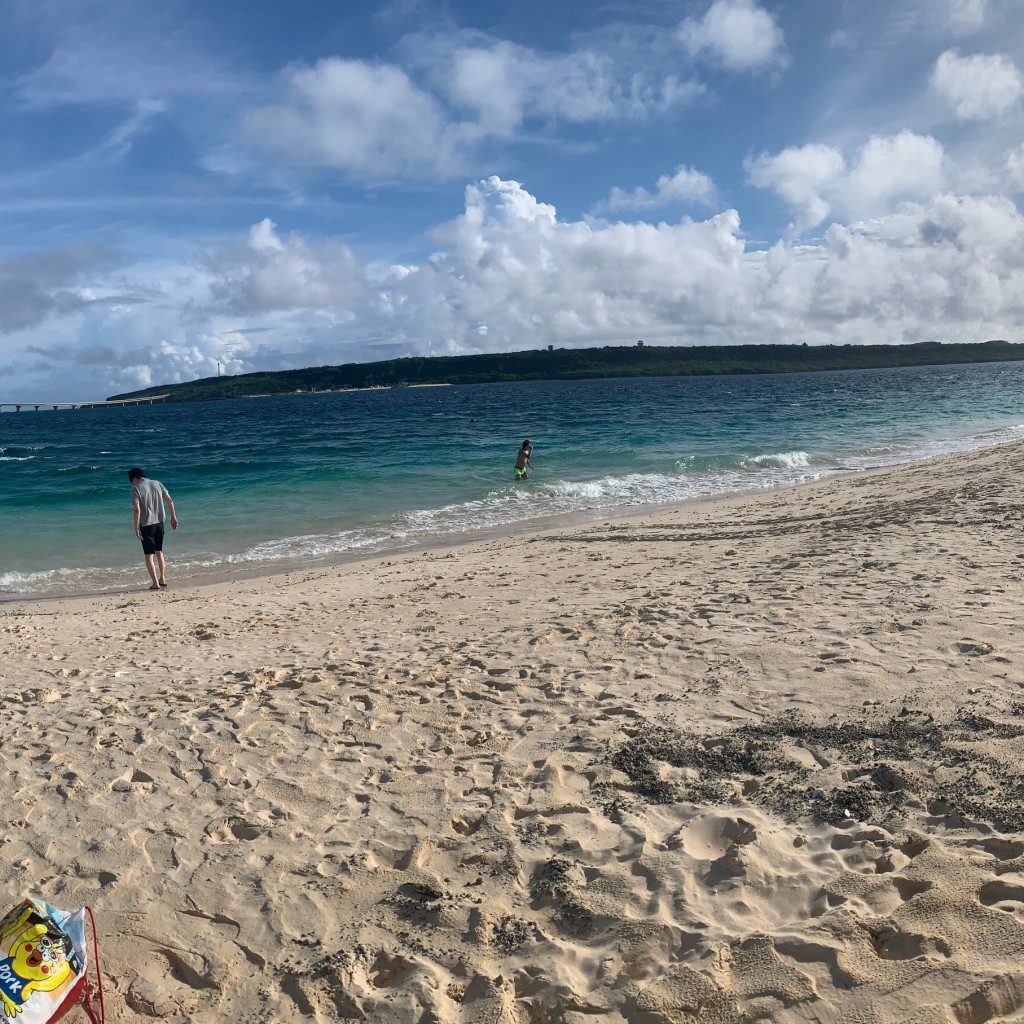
[605,706,1024,833]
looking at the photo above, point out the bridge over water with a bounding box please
[0,395,169,412]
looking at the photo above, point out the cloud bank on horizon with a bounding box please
[1,0,1023,399]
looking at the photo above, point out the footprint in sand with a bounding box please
[978,878,1024,913]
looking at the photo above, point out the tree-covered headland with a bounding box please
[108,340,1023,403]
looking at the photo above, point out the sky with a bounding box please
[1,0,1024,400]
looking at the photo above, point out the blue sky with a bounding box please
[1,0,1023,399]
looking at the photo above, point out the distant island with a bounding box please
[108,340,1024,403]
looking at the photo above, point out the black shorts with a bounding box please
[139,522,165,555]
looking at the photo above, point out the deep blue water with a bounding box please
[3,363,1024,594]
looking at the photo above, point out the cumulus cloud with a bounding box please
[601,166,719,212]
[809,193,1024,326]
[931,50,1023,120]
[839,132,945,213]
[108,337,251,392]
[677,0,787,73]
[240,41,703,182]
[746,144,846,232]
[8,179,1024,399]
[402,177,750,348]
[748,132,945,233]
[243,59,458,181]
[201,218,367,315]
[383,179,1024,351]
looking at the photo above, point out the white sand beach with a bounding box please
[3,441,1024,1023]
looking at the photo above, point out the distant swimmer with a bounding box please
[128,467,178,590]
[513,440,533,480]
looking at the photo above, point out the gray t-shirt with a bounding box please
[131,478,169,528]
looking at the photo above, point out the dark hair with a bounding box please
[522,440,531,447]
[128,467,145,481]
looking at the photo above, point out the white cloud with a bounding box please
[601,166,718,212]
[115,337,250,392]
[677,0,787,73]
[931,50,1023,120]
[808,193,1024,325]
[432,39,700,132]
[201,218,367,314]
[7,179,1024,400]
[243,59,458,181]
[748,132,945,233]
[746,144,846,232]
[1007,144,1024,189]
[239,42,703,183]
[840,132,945,213]
[390,181,1024,350]
[443,45,531,135]
[948,0,988,32]
[409,177,750,346]
[445,43,615,131]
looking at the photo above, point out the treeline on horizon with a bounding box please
[108,340,1021,403]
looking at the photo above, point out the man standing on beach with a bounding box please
[128,468,178,590]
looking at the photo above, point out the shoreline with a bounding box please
[3,461,857,607]
[4,440,1024,1022]
[2,435,1014,608]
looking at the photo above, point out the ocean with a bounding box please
[3,361,1024,596]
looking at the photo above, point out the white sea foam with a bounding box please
[837,426,1024,471]
[226,530,385,563]
[0,566,134,594]
[742,451,812,470]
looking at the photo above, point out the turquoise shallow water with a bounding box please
[3,362,1024,595]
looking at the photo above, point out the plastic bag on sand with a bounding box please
[0,898,101,1023]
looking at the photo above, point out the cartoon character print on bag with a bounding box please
[0,906,80,1019]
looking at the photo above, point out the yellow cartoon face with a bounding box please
[9,924,71,988]
[0,903,81,1017]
